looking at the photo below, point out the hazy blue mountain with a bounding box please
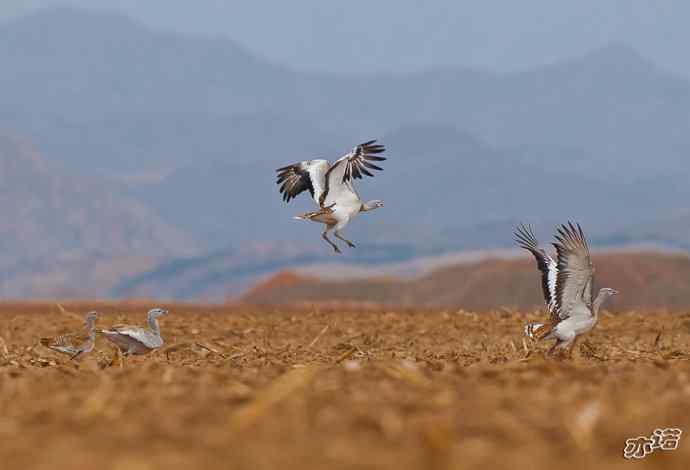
[4,2,690,78]
[1,8,690,298]
[0,135,196,297]
[3,9,690,183]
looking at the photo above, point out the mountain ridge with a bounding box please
[242,251,690,312]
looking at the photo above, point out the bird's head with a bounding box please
[148,308,169,318]
[85,311,99,322]
[599,288,619,297]
[363,199,384,211]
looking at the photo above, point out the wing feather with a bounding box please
[276,160,329,204]
[553,222,594,319]
[514,224,558,318]
[319,140,386,206]
[275,162,314,203]
[102,325,161,349]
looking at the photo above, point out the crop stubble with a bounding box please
[0,302,689,469]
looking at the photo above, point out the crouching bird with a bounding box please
[515,222,618,356]
[276,139,387,254]
[40,311,99,360]
[98,308,168,366]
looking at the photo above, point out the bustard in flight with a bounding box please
[99,308,168,365]
[40,311,99,360]
[515,222,618,356]
[276,140,386,253]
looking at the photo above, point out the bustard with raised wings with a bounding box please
[515,222,618,356]
[276,140,386,253]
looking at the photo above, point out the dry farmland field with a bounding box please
[1,302,690,470]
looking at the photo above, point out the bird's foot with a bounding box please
[333,246,342,254]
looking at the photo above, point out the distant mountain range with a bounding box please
[1,8,690,298]
[0,135,194,297]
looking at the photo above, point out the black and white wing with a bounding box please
[319,140,386,207]
[552,222,594,319]
[514,224,558,318]
[276,159,330,204]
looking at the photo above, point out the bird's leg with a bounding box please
[70,351,82,361]
[118,348,125,368]
[549,338,576,360]
[547,340,561,357]
[109,348,118,367]
[334,230,356,248]
[322,227,341,254]
[566,337,580,359]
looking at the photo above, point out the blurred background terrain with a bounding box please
[1,3,690,301]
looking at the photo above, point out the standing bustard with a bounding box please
[40,311,99,360]
[276,140,387,253]
[99,308,168,364]
[515,222,618,356]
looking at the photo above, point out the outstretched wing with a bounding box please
[276,160,330,204]
[319,140,386,207]
[102,325,161,349]
[514,224,558,318]
[553,222,594,319]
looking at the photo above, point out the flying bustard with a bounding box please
[276,140,387,253]
[99,308,168,365]
[515,222,618,356]
[40,311,99,360]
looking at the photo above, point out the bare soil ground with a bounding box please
[1,302,689,470]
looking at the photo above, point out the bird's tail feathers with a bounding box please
[524,322,553,341]
[293,205,336,222]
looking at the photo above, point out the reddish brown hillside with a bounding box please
[246,270,319,297]
[243,252,690,312]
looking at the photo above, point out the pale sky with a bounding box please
[1,1,688,76]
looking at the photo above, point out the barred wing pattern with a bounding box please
[553,222,594,318]
[319,140,386,207]
[40,333,90,356]
[276,159,330,204]
[514,224,559,319]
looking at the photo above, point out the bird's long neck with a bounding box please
[148,314,161,336]
[592,292,609,318]
[85,318,97,339]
